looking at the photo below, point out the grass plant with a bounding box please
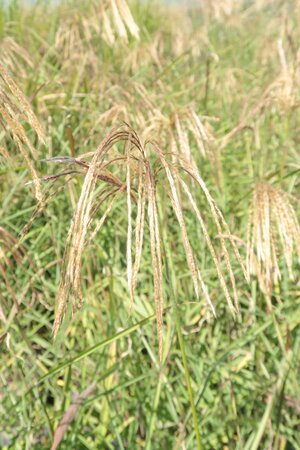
[0,0,299,449]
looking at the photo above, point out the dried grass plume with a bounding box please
[247,182,300,295]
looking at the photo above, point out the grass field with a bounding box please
[0,0,300,449]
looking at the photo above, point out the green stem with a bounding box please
[173,303,203,450]
[145,371,163,450]
[158,200,202,450]
[279,114,290,183]
[248,350,291,450]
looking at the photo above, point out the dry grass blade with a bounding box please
[247,182,300,295]
[50,384,96,450]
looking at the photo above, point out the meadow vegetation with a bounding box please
[0,0,299,448]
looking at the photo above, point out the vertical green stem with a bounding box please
[173,303,203,450]
[245,130,254,181]
[279,114,290,183]
[158,201,202,450]
[249,350,291,450]
[145,371,163,450]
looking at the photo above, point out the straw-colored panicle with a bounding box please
[143,107,220,174]
[110,0,140,42]
[0,64,45,201]
[94,0,140,45]
[200,0,277,20]
[0,37,33,78]
[200,0,241,21]
[55,0,139,56]
[268,38,300,111]
[169,109,221,187]
[50,0,140,82]
[124,37,163,75]
[48,125,247,360]
[247,182,300,295]
[148,109,215,165]
[221,37,299,149]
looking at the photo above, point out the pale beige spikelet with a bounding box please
[220,85,272,150]
[0,64,45,200]
[0,101,38,159]
[87,0,139,48]
[187,164,248,311]
[0,101,42,201]
[53,146,108,334]
[0,145,13,164]
[131,166,146,296]
[187,109,221,185]
[87,187,125,245]
[180,178,231,316]
[126,134,133,309]
[116,0,139,40]
[101,7,116,46]
[124,34,162,72]
[174,112,193,164]
[110,0,128,42]
[170,130,180,165]
[0,64,45,144]
[164,153,245,315]
[247,182,300,294]
[153,143,201,300]
[0,37,33,78]
[53,129,135,335]
[163,108,222,187]
[152,139,247,316]
[201,0,241,21]
[269,38,298,111]
[142,154,165,361]
[221,38,299,149]
[187,109,208,158]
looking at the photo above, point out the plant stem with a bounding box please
[248,350,291,450]
[158,201,202,450]
[173,303,203,450]
[145,371,163,450]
